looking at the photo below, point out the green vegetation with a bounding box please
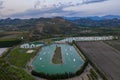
[32,71,75,80]
[90,68,98,80]
[76,61,88,75]
[51,38,64,41]
[0,39,22,48]
[0,41,40,80]
[7,47,39,67]
[31,61,88,79]
[0,33,7,37]
[52,46,63,64]
[0,58,34,80]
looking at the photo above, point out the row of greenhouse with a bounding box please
[55,36,118,43]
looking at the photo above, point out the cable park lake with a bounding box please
[32,44,84,75]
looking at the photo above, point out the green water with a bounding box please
[32,44,84,75]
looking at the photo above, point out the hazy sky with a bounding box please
[0,0,120,18]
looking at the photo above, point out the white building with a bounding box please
[20,43,29,48]
[30,44,36,48]
[20,43,44,49]
[20,43,36,49]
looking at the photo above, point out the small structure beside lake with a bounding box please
[20,43,44,49]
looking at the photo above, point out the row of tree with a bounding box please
[0,39,22,48]
[31,61,88,79]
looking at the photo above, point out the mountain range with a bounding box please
[63,15,120,21]
[0,15,120,32]
[0,16,120,40]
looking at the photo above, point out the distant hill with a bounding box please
[64,15,120,28]
[0,17,80,37]
[102,15,120,19]
[0,17,120,40]
[70,18,120,28]
[1,16,120,30]
[63,15,120,21]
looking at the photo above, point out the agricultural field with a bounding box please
[7,47,40,67]
[105,40,120,51]
[0,31,25,39]
[76,41,120,80]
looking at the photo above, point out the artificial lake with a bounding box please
[32,44,84,75]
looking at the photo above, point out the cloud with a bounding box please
[9,0,108,18]
[9,6,75,18]
[33,0,107,10]
[82,0,107,4]
[34,0,41,9]
[0,0,4,18]
[0,0,4,9]
[2,0,120,19]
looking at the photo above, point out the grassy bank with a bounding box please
[0,58,34,80]
[52,46,63,64]
[7,47,39,67]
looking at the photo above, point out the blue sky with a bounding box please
[0,0,120,18]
